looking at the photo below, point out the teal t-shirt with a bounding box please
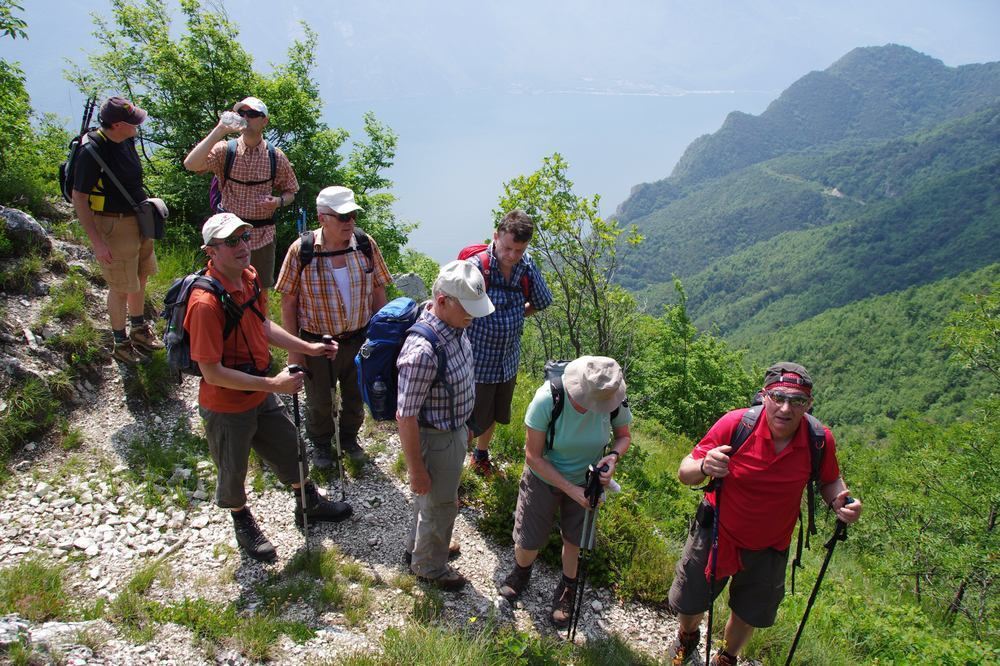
[524,381,632,486]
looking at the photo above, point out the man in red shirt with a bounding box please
[185,213,352,563]
[667,362,862,666]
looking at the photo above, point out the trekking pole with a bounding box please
[784,498,854,666]
[706,480,723,666]
[568,463,608,643]
[288,364,312,552]
[297,207,307,235]
[322,334,347,501]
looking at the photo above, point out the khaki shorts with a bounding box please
[511,466,588,549]
[94,213,157,293]
[668,506,789,628]
[472,377,517,432]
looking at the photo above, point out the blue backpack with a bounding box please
[355,297,447,421]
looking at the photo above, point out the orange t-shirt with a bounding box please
[184,264,271,413]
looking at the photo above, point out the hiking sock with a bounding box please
[113,328,128,343]
[129,315,145,329]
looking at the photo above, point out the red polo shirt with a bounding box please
[693,408,841,577]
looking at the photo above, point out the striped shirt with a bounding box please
[274,228,392,335]
[396,307,476,431]
[205,136,298,251]
[467,245,553,382]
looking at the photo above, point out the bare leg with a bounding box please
[107,289,128,331]
[561,540,580,578]
[513,545,537,568]
[475,422,496,452]
[722,611,755,656]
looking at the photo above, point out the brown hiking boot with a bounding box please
[403,541,460,566]
[417,566,467,592]
[129,322,164,352]
[497,562,533,602]
[550,575,577,628]
[469,452,494,477]
[667,628,701,665]
[710,651,738,666]
[112,339,146,364]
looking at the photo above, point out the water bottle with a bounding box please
[219,110,246,130]
[370,378,388,416]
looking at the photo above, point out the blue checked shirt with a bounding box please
[467,244,553,383]
[396,306,476,431]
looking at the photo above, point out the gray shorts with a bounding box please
[200,393,304,508]
[511,467,588,549]
[668,509,789,628]
[250,241,275,289]
[472,378,517,432]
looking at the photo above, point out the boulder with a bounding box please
[0,206,52,256]
[394,272,429,301]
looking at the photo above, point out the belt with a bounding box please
[94,211,136,219]
[243,218,274,228]
[300,328,366,343]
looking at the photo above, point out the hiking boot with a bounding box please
[294,481,352,526]
[469,452,495,477]
[710,651,738,666]
[416,566,467,592]
[340,435,365,462]
[232,507,276,563]
[129,322,165,352]
[497,562,533,602]
[550,575,577,628]
[112,339,146,364]
[311,440,334,470]
[403,541,461,566]
[667,628,701,665]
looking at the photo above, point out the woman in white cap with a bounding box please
[497,355,632,627]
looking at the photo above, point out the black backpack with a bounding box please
[58,97,98,203]
[543,359,625,451]
[297,228,374,276]
[208,138,277,214]
[161,268,265,380]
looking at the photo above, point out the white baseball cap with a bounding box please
[201,212,251,247]
[436,260,495,318]
[233,96,268,117]
[316,186,363,214]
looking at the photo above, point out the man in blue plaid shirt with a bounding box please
[467,210,554,475]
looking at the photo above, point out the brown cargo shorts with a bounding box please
[94,213,157,293]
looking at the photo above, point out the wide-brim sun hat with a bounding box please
[563,356,626,413]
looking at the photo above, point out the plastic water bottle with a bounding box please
[370,379,388,416]
[219,110,246,130]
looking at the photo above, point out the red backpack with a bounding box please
[458,243,530,299]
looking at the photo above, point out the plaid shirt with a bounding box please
[205,136,298,251]
[396,307,476,431]
[274,228,392,335]
[467,244,553,383]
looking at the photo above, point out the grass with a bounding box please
[40,268,90,322]
[47,318,108,367]
[0,377,59,469]
[120,418,212,509]
[0,253,43,293]
[0,558,67,621]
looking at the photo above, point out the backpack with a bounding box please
[298,228,374,276]
[208,138,277,214]
[458,243,531,300]
[355,297,448,422]
[58,97,98,203]
[161,268,265,380]
[543,359,624,451]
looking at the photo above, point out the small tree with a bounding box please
[495,153,644,369]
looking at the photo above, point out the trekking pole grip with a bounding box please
[288,364,312,379]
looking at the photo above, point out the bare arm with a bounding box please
[524,427,590,508]
[371,285,388,314]
[199,361,303,394]
[397,415,430,495]
[265,319,336,358]
[279,292,305,366]
[820,477,863,524]
[71,190,111,265]
[183,122,232,172]
[678,444,734,486]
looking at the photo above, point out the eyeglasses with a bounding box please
[211,231,252,247]
[321,210,357,222]
[766,390,810,408]
[236,108,265,119]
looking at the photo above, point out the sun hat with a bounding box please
[201,212,251,247]
[316,186,364,215]
[563,356,626,413]
[99,96,147,125]
[233,96,268,117]
[436,260,495,318]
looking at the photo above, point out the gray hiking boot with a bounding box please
[231,507,276,563]
[497,562,533,602]
[667,628,702,665]
[340,433,365,462]
[311,440,334,470]
[294,481,352,526]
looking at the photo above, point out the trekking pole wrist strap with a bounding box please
[699,457,707,476]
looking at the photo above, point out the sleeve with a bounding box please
[368,236,393,288]
[204,141,227,178]
[819,428,842,484]
[611,400,633,428]
[274,149,299,194]
[526,256,554,310]
[184,294,225,364]
[395,336,436,418]
[691,410,743,461]
[72,139,101,194]
[273,239,302,295]
[524,382,555,432]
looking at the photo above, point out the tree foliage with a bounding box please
[70,0,407,265]
[495,153,644,368]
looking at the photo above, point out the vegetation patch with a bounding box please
[0,253,43,294]
[0,558,67,621]
[0,377,59,469]
[119,419,212,509]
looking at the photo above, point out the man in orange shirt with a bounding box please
[185,213,352,562]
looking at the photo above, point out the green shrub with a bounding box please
[0,253,42,293]
[0,558,66,621]
[0,377,58,465]
[42,269,90,322]
[47,319,107,367]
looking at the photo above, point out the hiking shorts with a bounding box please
[472,378,517,432]
[200,394,304,508]
[250,240,275,289]
[512,467,588,549]
[668,511,789,628]
[94,213,157,293]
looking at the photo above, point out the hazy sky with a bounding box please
[8,1,1000,260]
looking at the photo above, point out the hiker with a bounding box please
[497,356,632,627]
[186,212,352,563]
[275,186,392,468]
[465,210,553,475]
[666,362,863,666]
[396,260,494,590]
[70,96,164,364]
[183,96,298,288]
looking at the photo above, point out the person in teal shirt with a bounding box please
[496,356,632,628]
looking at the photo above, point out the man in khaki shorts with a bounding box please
[71,96,163,363]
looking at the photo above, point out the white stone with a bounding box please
[73,537,95,551]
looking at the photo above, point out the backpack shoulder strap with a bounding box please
[265,140,276,181]
[408,321,446,383]
[223,139,238,182]
[802,413,828,537]
[729,405,762,454]
[297,230,316,276]
[546,375,565,451]
[477,250,491,291]
[354,229,374,274]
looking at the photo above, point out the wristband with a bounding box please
[699,458,707,476]
[608,450,621,462]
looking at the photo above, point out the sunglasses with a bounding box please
[766,390,810,408]
[211,230,252,247]
[236,108,265,119]
[321,210,357,222]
